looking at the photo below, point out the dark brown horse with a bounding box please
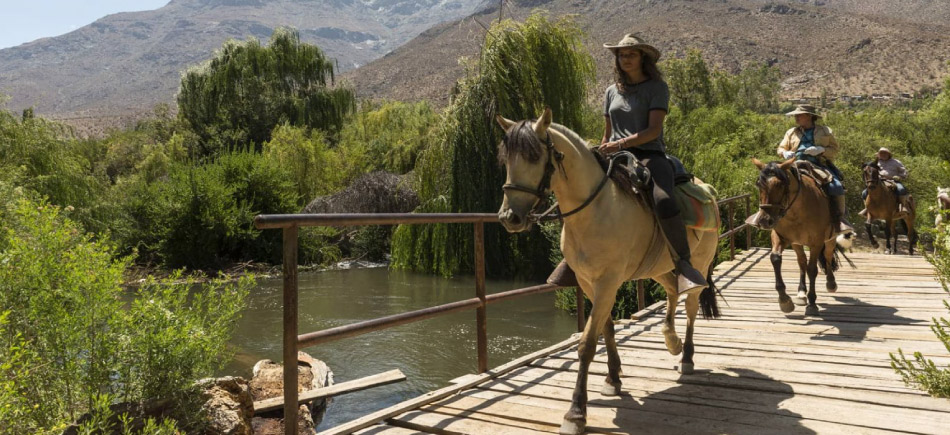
[862,163,917,255]
[752,158,849,315]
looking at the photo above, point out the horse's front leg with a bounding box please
[680,292,700,374]
[560,280,618,435]
[658,273,683,355]
[805,244,820,316]
[866,222,879,250]
[792,244,808,306]
[885,219,894,254]
[600,315,623,396]
[824,240,837,292]
[771,232,794,313]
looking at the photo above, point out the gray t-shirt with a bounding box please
[603,80,670,153]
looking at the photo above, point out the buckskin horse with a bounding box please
[750,158,851,316]
[495,108,720,435]
[862,162,917,255]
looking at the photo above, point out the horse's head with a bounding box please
[495,108,561,233]
[752,157,797,230]
[863,162,882,190]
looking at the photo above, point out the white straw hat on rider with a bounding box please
[877,147,892,158]
[603,33,661,60]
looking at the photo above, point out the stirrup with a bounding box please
[675,259,707,296]
[547,259,578,287]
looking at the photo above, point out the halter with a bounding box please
[758,165,803,221]
[863,163,881,189]
[501,132,619,223]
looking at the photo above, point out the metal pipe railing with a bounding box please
[255,192,752,435]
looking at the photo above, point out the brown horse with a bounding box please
[497,109,721,435]
[751,158,848,316]
[862,163,917,255]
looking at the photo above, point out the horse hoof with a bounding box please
[666,338,683,356]
[871,241,879,250]
[559,418,586,435]
[826,282,838,293]
[805,305,819,316]
[779,297,796,313]
[679,363,695,375]
[600,380,622,396]
[794,295,808,306]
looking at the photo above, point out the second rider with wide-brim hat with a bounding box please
[776,104,854,235]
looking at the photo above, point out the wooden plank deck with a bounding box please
[337,248,950,434]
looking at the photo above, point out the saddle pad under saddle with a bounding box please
[675,181,720,232]
[793,161,833,185]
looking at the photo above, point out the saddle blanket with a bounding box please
[675,181,720,232]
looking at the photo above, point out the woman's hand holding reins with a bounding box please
[598,140,624,154]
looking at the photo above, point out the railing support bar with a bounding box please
[745,195,752,250]
[474,223,488,373]
[637,280,646,312]
[282,225,299,435]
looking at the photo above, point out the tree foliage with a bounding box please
[391,13,595,278]
[177,27,355,156]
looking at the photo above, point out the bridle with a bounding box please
[501,132,618,223]
[758,165,803,221]
[863,163,881,189]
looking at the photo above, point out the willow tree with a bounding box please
[177,27,355,156]
[391,13,595,278]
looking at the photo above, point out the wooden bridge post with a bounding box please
[283,225,299,435]
[745,195,752,250]
[575,288,585,332]
[729,202,736,259]
[474,223,488,373]
[636,280,646,312]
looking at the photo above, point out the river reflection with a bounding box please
[221,266,578,430]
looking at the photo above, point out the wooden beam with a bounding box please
[254,369,406,414]
[630,300,666,320]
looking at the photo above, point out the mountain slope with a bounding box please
[344,0,950,106]
[0,0,487,121]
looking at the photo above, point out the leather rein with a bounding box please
[501,134,619,223]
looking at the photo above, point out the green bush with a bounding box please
[338,101,440,176]
[891,222,950,397]
[0,193,250,432]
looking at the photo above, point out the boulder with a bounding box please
[195,376,254,434]
[250,351,334,434]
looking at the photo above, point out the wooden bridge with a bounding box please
[325,248,950,435]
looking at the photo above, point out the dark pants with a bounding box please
[632,149,679,218]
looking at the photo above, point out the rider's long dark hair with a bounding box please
[614,49,664,94]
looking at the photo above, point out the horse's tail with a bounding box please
[699,262,721,320]
[819,240,856,272]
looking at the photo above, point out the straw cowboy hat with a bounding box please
[603,33,661,60]
[785,104,822,119]
[877,147,892,158]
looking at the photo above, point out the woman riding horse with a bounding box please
[776,104,854,236]
[549,33,707,295]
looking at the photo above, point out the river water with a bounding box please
[221,266,578,431]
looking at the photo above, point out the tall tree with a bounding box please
[177,27,355,156]
[391,13,595,278]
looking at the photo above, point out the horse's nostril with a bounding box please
[509,213,522,226]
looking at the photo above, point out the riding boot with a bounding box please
[832,195,854,235]
[547,259,578,287]
[897,195,911,217]
[858,208,868,217]
[658,213,708,296]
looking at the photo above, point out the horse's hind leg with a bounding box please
[680,292,700,374]
[824,239,837,292]
[805,244,820,316]
[771,232,795,313]
[601,315,623,396]
[904,215,917,256]
[866,221,879,250]
[792,244,808,306]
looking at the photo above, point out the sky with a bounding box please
[0,0,170,50]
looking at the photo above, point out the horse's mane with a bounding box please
[756,161,789,189]
[498,120,635,196]
[549,124,636,196]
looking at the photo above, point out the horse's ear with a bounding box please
[495,115,515,131]
[535,107,552,135]
[779,158,796,170]
[751,157,766,170]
